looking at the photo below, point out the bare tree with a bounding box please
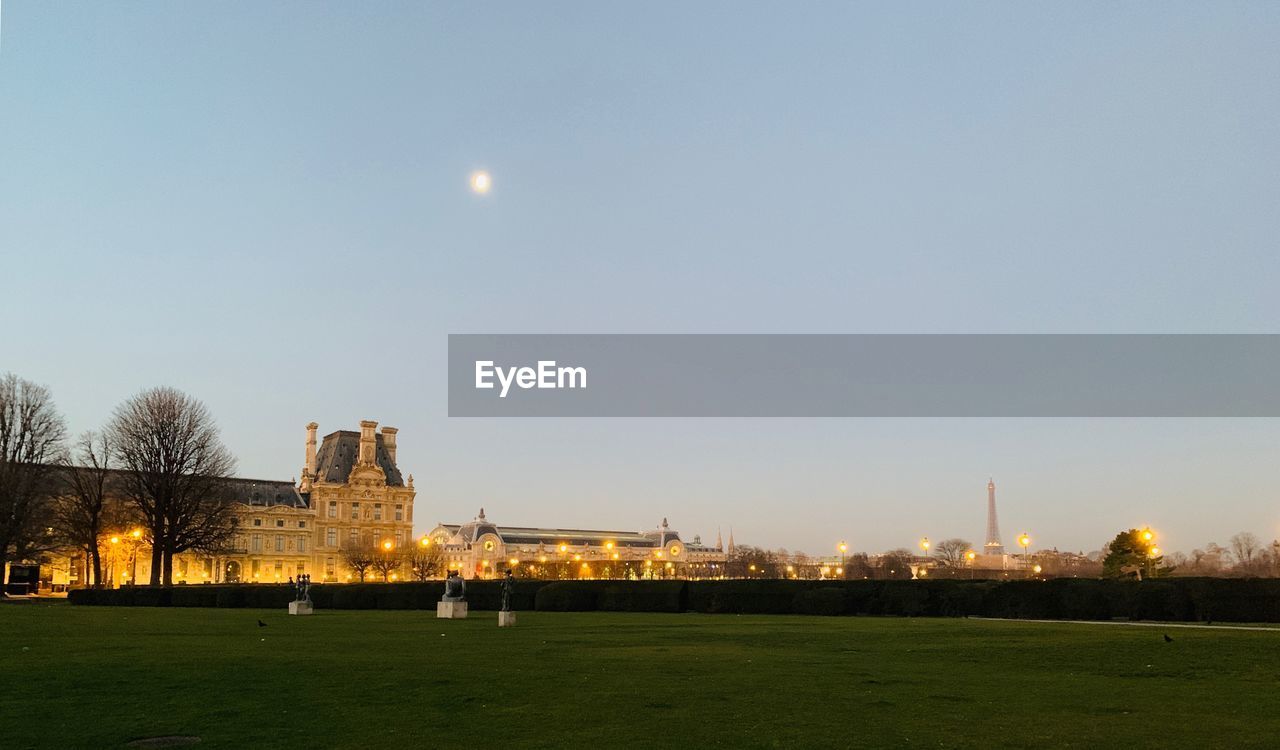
[406,542,445,581]
[53,431,131,588]
[372,546,402,582]
[342,542,377,582]
[0,374,67,588]
[1230,532,1262,576]
[108,387,237,585]
[933,538,974,567]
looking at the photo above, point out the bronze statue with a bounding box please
[500,569,514,612]
[442,570,466,602]
[294,573,311,603]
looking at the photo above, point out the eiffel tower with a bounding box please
[984,478,1005,555]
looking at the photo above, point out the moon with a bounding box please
[469,170,492,195]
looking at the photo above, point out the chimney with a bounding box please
[358,420,378,465]
[301,422,318,491]
[381,426,398,465]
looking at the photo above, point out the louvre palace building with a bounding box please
[31,420,725,589]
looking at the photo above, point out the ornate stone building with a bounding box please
[427,509,727,580]
[55,420,417,587]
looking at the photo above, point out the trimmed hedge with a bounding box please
[65,577,1280,622]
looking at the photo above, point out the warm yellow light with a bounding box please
[966,550,977,561]
[469,170,492,194]
[509,558,519,566]
[559,544,567,552]
[836,567,843,575]
[1141,529,1154,542]
[419,537,430,547]
[645,559,653,567]
[748,564,756,571]
[838,541,848,553]
[611,552,619,560]
[581,562,589,569]
[539,556,547,563]
[573,554,581,561]
[1150,547,1161,558]
[665,562,673,569]
[605,541,614,550]
[1018,534,1031,548]
[110,536,120,545]
[382,540,393,551]
[786,565,794,572]
[390,573,398,581]
[1033,564,1042,574]
[919,568,928,577]
[131,529,142,539]
[920,537,930,551]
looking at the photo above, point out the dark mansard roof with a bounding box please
[313,430,404,487]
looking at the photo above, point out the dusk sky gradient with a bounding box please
[3,2,1278,556]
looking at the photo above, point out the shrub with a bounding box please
[535,581,602,611]
[793,587,846,616]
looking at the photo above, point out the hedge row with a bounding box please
[66,577,1280,622]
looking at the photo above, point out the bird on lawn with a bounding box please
[1163,634,1173,642]
[257,619,268,628]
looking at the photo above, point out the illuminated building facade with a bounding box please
[426,509,727,580]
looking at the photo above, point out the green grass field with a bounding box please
[2,605,1278,749]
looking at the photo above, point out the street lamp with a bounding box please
[1017,533,1031,576]
[966,549,977,579]
[838,540,848,573]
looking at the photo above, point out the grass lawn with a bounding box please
[2,605,1278,749]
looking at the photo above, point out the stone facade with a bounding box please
[52,420,416,587]
[427,510,727,580]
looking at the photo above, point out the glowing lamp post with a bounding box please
[838,541,848,575]
[1017,533,1031,576]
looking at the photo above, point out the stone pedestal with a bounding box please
[498,611,516,627]
[288,601,313,616]
[437,601,468,619]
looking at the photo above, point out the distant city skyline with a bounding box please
[4,4,1278,555]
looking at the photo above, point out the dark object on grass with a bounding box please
[443,571,466,602]
[1163,634,1173,642]
[257,619,268,627]
[501,569,515,612]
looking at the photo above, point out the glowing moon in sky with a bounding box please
[469,170,492,194]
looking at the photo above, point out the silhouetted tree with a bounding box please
[341,542,377,582]
[406,542,445,581]
[0,374,67,587]
[934,538,973,567]
[1102,529,1171,579]
[53,431,131,587]
[108,387,237,585]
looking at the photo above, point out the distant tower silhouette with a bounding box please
[984,478,1005,555]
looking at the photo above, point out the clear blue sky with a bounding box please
[3,2,1278,555]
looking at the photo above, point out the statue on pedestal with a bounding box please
[500,569,514,612]
[294,573,311,603]
[442,570,466,602]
